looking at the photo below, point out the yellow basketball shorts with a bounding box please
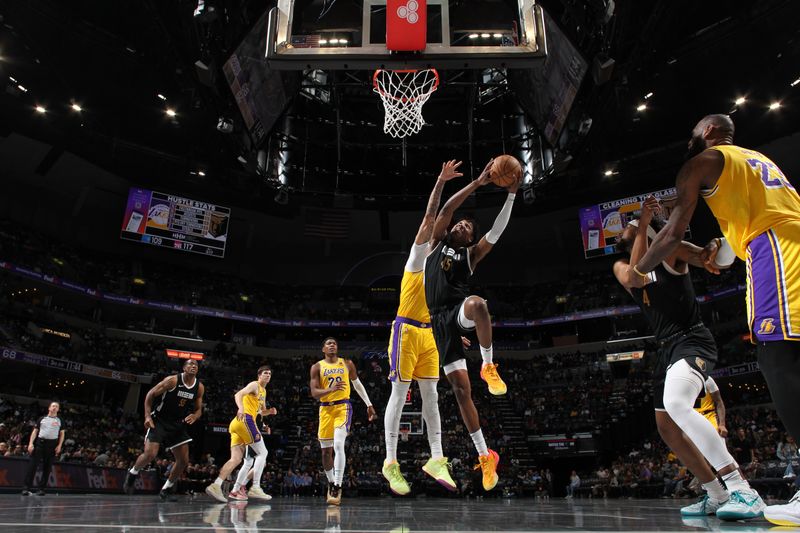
[746,223,800,342]
[387,317,440,382]
[318,401,352,442]
[229,414,260,447]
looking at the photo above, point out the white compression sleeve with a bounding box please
[405,242,428,272]
[418,380,443,459]
[333,426,347,486]
[250,439,268,488]
[350,378,372,406]
[485,193,516,244]
[233,453,255,490]
[384,381,411,462]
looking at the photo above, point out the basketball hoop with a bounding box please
[373,69,439,138]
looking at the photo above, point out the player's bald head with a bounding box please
[696,114,735,136]
[687,114,735,159]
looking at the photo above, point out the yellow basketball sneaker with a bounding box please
[480,363,507,395]
[474,449,500,491]
[422,457,457,492]
[382,460,411,495]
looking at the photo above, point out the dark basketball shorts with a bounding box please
[145,418,192,450]
[431,303,474,368]
[653,327,717,410]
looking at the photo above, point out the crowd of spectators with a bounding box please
[1,219,747,324]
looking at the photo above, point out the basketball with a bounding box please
[490,155,522,188]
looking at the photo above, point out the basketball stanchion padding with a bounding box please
[387,0,427,51]
[373,68,439,138]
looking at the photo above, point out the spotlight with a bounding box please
[71,103,82,112]
[9,76,17,83]
[768,101,781,111]
[319,39,328,45]
[492,33,503,38]
[469,33,479,39]
[604,169,613,177]
[735,96,746,106]
[329,38,339,44]
[791,77,799,88]
[18,85,28,93]
[165,108,177,117]
[198,170,206,177]
[644,92,653,99]
[157,93,167,101]
[636,104,647,112]
[480,33,490,38]
[339,39,348,45]
[35,105,46,114]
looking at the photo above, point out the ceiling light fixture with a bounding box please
[636,104,647,112]
[198,170,206,176]
[9,76,17,83]
[71,103,82,112]
[768,101,781,110]
[469,33,479,39]
[157,93,167,101]
[493,33,503,38]
[735,96,746,106]
[644,92,653,99]
[35,105,46,114]
[18,85,28,93]
[791,77,800,87]
[480,33,491,38]
[604,170,614,177]
[165,108,177,117]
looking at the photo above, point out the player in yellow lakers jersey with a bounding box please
[206,366,276,503]
[310,337,376,505]
[634,114,800,524]
[382,161,461,496]
[695,377,727,436]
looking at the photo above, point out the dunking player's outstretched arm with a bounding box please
[184,382,204,425]
[468,177,520,270]
[429,159,494,248]
[636,150,723,273]
[414,160,463,246]
[143,375,179,430]
[346,359,377,421]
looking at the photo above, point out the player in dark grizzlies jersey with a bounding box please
[614,196,764,520]
[124,359,205,500]
[424,160,519,491]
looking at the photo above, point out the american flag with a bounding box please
[291,35,321,48]
[304,208,350,239]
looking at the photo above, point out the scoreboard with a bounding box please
[120,188,230,258]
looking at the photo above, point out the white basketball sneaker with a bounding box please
[681,494,727,516]
[764,489,800,527]
[715,488,766,521]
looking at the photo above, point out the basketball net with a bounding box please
[400,427,410,442]
[373,69,439,138]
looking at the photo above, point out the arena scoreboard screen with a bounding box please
[121,188,230,258]
[579,188,683,259]
[165,349,205,361]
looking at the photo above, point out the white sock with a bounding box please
[214,477,224,486]
[129,466,140,475]
[162,479,174,490]
[384,381,410,463]
[722,470,750,493]
[325,468,335,483]
[480,345,493,365]
[418,380,443,459]
[702,478,728,501]
[333,426,347,486]
[470,428,489,456]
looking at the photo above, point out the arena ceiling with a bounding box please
[0,0,798,213]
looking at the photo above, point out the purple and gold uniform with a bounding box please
[388,243,440,382]
[702,145,800,342]
[229,383,266,447]
[318,358,352,442]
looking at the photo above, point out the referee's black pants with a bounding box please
[758,341,800,441]
[24,438,57,490]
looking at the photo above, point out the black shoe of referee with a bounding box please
[123,470,138,495]
[159,485,177,502]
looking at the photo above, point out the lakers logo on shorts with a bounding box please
[758,318,776,335]
[695,357,707,372]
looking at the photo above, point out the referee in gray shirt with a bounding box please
[22,401,65,496]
